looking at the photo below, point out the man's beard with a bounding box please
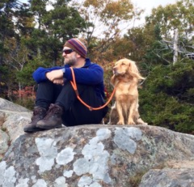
[64,56,76,66]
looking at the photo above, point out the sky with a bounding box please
[132,0,178,15]
[20,0,178,13]
[131,0,178,26]
[19,0,179,35]
[20,0,179,21]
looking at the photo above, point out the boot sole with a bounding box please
[23,127,45,133]
[35,124,62,130]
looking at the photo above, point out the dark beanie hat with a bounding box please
[64,38,87,58]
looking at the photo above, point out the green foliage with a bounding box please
[0,65,9,81]
[23,0,87,67]
[0,64,18,98]
[146,0,194,38]
[0,0,24,65]
[1,0,87,91]
[16,56,49,86]
[140,59,194,134]
[0,65,9,97]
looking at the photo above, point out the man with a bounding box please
[24,38,108,133]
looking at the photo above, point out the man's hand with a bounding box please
[53,78,64,85]
[46,69,63,81]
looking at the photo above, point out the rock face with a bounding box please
[139,168,194,187]
[0,98,31,159]
[0,124,194,187]
[0,97,194,187]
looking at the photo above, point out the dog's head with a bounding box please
[113,58,144,80]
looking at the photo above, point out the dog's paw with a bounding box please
[136,118,148,125]
[127,120,135,125]
[117,120,124,125]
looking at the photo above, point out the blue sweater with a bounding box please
[33,58,106,99]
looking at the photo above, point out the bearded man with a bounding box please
[24,38,108,133]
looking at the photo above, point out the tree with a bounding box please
[42,0,86,65]
[16,56,48,86]
[0,0,88,102]
[25,0,86,66]
[0,0,17,64]
[69,0,142,62]
[0,0,32,99]
[136,0,194,134]
[139,59,194,134]
[145,0,194,64]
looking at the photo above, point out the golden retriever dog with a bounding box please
[109,58,147,125]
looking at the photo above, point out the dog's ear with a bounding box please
[111,74,116,86]
[128,60,145,80]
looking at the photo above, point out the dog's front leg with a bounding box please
[116,102,125,125]
[127,101,136,125]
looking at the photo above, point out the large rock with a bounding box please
[0,98,31,159]
[0,129,9,154]
[139,167,194,187]
[0,98,30,112]
[0,125,194,187]
[1,97,194,186]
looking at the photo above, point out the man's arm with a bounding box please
[63,64,104,85]
[46,69,63,82]
[33,67,63,83]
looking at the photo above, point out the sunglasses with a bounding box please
[62,49,74,54]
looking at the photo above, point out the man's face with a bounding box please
[62,47,77,66]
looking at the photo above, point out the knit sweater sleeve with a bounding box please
[64,64,104,85]
[32,66,62,83]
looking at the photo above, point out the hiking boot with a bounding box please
[24,106,46,133]
[36,104,63,130]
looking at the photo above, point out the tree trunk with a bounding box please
[18,82,22,100]
[173,29,179,65]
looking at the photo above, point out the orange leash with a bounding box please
[70,67,116,111]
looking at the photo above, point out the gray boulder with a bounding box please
[0,98,31,159]
[0,124,194,187]
[0,98,30,112]
[1,97,194,187]
[0,129,9,154]
[139,168,194,187]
